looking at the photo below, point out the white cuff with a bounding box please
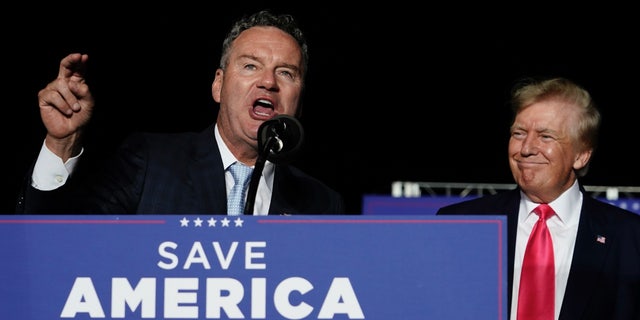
[31,140,83,190]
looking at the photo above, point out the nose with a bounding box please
[520,134,538,156]
[258,71,278,91]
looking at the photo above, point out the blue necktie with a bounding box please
[227,162,253,215]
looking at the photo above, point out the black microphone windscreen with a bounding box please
[258,115,304,164]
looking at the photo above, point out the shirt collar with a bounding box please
[521,180,582,225]
[214,124,275,177]
[214,124,237,170]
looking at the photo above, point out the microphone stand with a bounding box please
[243,115,303,215]
[244,136,278,215]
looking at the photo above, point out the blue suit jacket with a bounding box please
[437,187,640,319]
[17,124,344,215]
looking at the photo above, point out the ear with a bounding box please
[573,148,593,171]
[212,69,223,103]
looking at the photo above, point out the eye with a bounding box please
[243,64,257,71]
[278,69,294,80]
[540,134,555,141]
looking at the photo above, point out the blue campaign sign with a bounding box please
[0,215,507,319]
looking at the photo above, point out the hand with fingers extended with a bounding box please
[38,53,94,161]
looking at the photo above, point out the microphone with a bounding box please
[257,114,304,164]
[244,115,304,214]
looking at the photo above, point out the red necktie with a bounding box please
[517,203,555,320]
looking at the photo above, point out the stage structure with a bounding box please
[361,182,640,215]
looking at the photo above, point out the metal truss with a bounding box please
[391,181,640,201]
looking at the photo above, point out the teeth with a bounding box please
[256,99,273,107]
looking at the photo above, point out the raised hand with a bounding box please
[37,53,94,161]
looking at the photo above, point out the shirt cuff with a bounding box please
[31,140,83,190]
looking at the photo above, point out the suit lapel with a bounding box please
[268,165,296,215]
[188,124,228,214]
[501,190,522,316]
[558,196,610,319]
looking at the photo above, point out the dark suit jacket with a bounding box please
[16,124,344,215]
[437,186,640,320]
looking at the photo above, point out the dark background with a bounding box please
[6,4,639,214]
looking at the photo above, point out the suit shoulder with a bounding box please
[586,196,640,225]
[123,131,198,148]
[286,165,340,196]
[275,164,344,211]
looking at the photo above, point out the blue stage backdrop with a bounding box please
[1,215,507,319]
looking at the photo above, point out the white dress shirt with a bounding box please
[215,124,273,215]
[510,180,582,320]
[31,142,81,191]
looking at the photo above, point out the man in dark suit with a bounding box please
[16,10,343,215]
[437,77,640,320]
